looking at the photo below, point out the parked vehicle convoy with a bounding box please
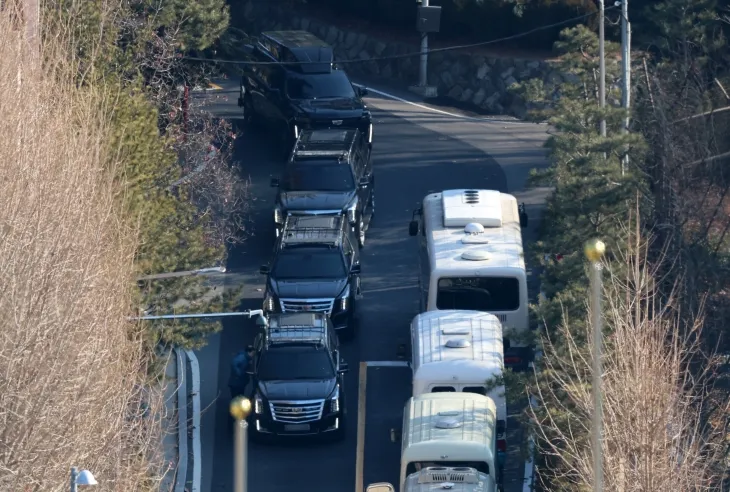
[408,189,531,369]
[410,310,508,459]
[399,392,503,492]
[260,214,361,339]
[248,312,349,440]
[270,127,375,246]
[237,30,373,156]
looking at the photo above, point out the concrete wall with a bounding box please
[236,0,566,118]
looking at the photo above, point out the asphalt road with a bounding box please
[193,79,549,492]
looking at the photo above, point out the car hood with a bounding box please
[294,97,365,119]
[270,278,348,298]
[279,191,354,212]
[259,379,336,400]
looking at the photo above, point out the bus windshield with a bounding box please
[435,277,520,311]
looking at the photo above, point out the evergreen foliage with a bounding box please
[46,0,238,349]
[513,24,650,487]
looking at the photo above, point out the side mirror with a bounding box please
[358,177,369,188]
[519,203,529,228]
[259,264,271,275]
[255,314,269,328]
[358,87,369,97]
[408,220,419,236]
[338,361,349,373]
[366,484,395,492]
[270,177,280,187]
[350,264,361,274]
[503,337,511,351]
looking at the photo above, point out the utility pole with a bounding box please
[598,0,607,139]
[410,0,440,98]
[418,0,429,88]
[620,0,631,174]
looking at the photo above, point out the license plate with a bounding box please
[284,424,311,432]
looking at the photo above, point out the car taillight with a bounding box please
[504,356,521,365]
[497,439,507,452]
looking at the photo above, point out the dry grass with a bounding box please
[0,11,164,492]
[534,224,727,491]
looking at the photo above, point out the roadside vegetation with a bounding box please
[46,0,248,349]
[512,0,730,488]
[0,12,163,491]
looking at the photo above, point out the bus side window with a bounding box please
[463,386,487,396]
[431,386,456,392]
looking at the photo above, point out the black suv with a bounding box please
[260,215,361,338]
[271,128,375,247]
[237,30,373,155]
[249,312,349,440]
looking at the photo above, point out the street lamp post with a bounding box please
[584,238,606,492]
[230,396,253,492]
[70,467,97,492]
[137,266,226,281]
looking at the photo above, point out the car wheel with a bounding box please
[369,186,376,219]
[242,95,256,126]
[331,420,347,441]
[357,216,365,248]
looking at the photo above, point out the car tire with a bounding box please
[369,182,376,219]
[356,216,365,248]
[242,94,257,126]
[331,421,347,442]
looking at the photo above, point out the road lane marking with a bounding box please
[366,361,410,368]
[355,361,368,492]
[352,82,544,125]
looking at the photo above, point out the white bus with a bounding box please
[409,310,507,454]
[400,393,501,492]
[408,189,530,368]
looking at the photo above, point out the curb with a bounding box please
[184,349,202,492]
[172,348,202,492]
[174,348,188,492]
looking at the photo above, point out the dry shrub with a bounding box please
[534,226,726,491]
[0,11,164,492]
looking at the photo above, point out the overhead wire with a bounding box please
[183,6,619,66]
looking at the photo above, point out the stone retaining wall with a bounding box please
[235,0,565,118]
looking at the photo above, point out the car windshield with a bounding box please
[284,162,355,192]
[257,346,335,380]
[272,249,347,279]
[286,71,357,99]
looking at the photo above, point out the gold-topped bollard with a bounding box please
[584,238,605,492]
[230,396,252,492]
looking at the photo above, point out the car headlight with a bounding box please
[345,202,357,224]
[273,206,283,224]
[338,285,350,312]
[264,294,275,312]
[367,122,373,143]
[293,124,299,139]
[330,384,340,413]
[254,393,263,414]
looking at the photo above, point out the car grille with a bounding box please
[270,400,325,423]
[280,298,335,314]
[312,117,363,130]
